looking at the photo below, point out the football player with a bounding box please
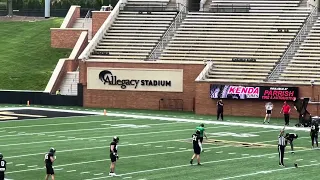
[196,124,208,152]
[190,130,202,165]
[310,122,319,149]
[109,136,119,176]
[284,133,298,154]
[0,153,6,180]
[44,148,56,180]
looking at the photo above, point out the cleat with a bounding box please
[197,163,202,165]
[190,160,193,165]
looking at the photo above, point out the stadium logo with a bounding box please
[227,86,259,98]
[98,70,172,89]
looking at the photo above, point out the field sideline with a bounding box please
[0,106,319,180]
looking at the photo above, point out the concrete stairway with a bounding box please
[59,72,79,96]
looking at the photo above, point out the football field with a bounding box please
[1,106,320,180]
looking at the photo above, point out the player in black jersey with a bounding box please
[190,130,203,165]
[285,133,298,154]
[44,148,56,180]
[310,122,319,149]
[109,136,119,176]
[0,153,6,180]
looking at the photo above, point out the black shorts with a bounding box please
[199,137,204,143]
[0,172,4,180]
[46,165,54,175]
[110,153,117,162]
[193,147,201,155]
[266,110,272,114]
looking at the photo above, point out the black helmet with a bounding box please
[49,147,56,154]
[200,124,204,127]
[113,136,119,143]
[0,153,3,160]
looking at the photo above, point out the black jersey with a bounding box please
[110,141,118,153]
[45,152,54,166]
[311,125,319,136]
[0,159,6,172]
[286,133,298,139]
[192,133,201,148]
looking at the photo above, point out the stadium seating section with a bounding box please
[86,0,320,84]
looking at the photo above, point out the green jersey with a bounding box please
[196,126,205,137]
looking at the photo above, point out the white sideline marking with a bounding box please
[15,164,25,166]
[155,146,163,148]
[6,162,13,165]
[94,173,104,176]
[179,148,187,150]
[0,126,226,147]
[167,147,175,149]
[310,160,317,163]
[216,162,320,180]
[242,154,250,156]
[0,121,195,139]
[228,153,236,155]
[27,165,38,168]
[85,148,318,180]
[67,170,77,173]
[296,159,303,161]
[0,107,311,132]
[143,145,151,147]
[122,177,132,179]
[216,151,223,154]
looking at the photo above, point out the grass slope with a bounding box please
[0,18,71,90]
[1,108,318,180]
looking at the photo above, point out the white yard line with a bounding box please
[0,121,191,138]
[84,148,317,180]
[216,162,320,180]
[0,125,227,147]
[6,145,232,174]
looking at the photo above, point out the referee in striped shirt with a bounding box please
[278,129,286,167]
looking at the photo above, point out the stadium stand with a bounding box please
[158,7,310,82]
[89,9,177,60]
[279,16,320,84]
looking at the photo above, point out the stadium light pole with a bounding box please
[45,0,50,18]
[7,0,13,17]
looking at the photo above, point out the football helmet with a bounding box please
[0,153,3,160]
[113,136,119,143]
[49,147,56,154]
[200,124,204,127]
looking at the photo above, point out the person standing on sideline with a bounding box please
[310,122,319,149]
[109,136,119,176]
[264,102,273,124]
[280,101,291,126]
[278,129,286,167]
[217,99,224,121]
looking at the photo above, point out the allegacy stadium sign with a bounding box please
[87,68,183,92]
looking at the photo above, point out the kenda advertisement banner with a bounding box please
[210,84,298,100]
[87,68,183,92]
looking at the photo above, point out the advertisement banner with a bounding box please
[87,68,183,92]
[210,84,298,100]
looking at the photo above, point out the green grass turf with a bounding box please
[1,108,319,180]
[0,18,71,90]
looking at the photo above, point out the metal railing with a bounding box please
[267,7,318,81]
[146,4,187,61]
[209,3,250,13]
[78,0,127,61]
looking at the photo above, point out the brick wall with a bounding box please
[51,29,88,49]
[80,61,204,111]
[92,11,111,37]
[195,82,320,118]
[65,6,80,28]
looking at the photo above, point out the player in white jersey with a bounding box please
[264,102,273,124]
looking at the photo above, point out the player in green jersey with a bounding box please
[196,124,208,152]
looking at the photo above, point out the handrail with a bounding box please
[195,61,213,81]
[267,7,318,81]
[78,0,127,61]
[146,3,187,61]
